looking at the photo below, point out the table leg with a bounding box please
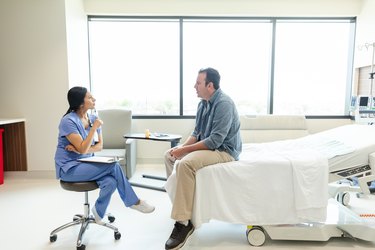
[142,174,167,181]
[126,136,181,192]
[129,181,166,192]
[170,139,180,148]
[138,139,179,185]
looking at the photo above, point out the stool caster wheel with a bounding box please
[49,234,57,242]
[108,214,115,223]
[73,215,81,221]
[77,244,86,250]
[114,231,121,240]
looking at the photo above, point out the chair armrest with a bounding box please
[125,138,137,179]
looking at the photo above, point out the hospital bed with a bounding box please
[165,115,375,246]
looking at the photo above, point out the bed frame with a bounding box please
[237,116,375,246]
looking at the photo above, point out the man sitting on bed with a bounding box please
[164,67,242,250]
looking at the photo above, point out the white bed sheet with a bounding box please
[310,124,375,172]
[164,124,375,228]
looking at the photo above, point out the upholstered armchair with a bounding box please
[94,109,137,178]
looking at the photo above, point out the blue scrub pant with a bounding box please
[60,162,139,218]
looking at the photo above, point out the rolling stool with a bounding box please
[49,180,121,250]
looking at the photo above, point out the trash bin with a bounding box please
[0,128,4,185]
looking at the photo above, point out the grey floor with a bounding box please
[1,164,375,250]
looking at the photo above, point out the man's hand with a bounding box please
[170,146,185,159]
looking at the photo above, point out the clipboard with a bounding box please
[78,156,118,164]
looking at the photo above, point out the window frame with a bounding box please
[87,15,357,119]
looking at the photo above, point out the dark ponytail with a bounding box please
[64,86,88,116]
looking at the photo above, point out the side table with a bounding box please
[124,133,182,192]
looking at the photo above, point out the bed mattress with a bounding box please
[239,124,375,172]
[314,124,375,172]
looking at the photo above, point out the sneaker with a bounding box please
[165,221,194,250]
[130,200,155,213]
[91,206,105,225]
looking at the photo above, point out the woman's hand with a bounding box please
[65,144,79,154]
[92,118,103,129]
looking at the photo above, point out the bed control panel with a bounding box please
[334,164,371,178]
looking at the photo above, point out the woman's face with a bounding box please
[82,91,96,110]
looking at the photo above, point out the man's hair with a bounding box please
[199,67,220,90]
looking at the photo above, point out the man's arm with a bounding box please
[181,135,197,147]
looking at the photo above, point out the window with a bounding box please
[88,17,356,116]
[182,19,272,115]
[89,19,180,115]
[273,19,355,115]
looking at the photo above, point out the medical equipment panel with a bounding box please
[352,95,375,124]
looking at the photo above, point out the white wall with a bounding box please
[0,0,90,172]
[83,0,362,16]
[0,0,70,172]
[0,0,367,171]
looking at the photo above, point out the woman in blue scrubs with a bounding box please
[54,86,154,224]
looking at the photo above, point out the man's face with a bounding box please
[194,72,211,100]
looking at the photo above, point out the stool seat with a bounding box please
[60,180,99,192]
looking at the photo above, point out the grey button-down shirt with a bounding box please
[192,89,242,160]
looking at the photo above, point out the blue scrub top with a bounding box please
[54,112,101,179]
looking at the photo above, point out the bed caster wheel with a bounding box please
[114,231,121,240]
[77,244,86,250]
[49,234,57,242]
[108,214,115,223]
[246,226,266,246]
[337,192,350,206]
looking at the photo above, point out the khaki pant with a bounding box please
[165,149,234,221]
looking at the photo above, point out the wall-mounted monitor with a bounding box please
[359,96,369,107]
